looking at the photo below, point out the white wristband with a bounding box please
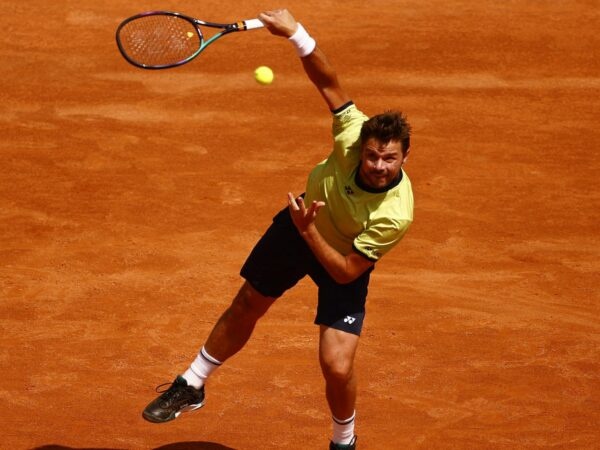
[288,23,316,57]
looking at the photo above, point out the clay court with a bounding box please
[2,0,599,449]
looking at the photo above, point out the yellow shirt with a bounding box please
[304,103,414,261]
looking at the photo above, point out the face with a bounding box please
[358,138,408,190]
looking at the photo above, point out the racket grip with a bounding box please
[243,18,264,30]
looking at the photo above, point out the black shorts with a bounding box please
[240,206,373,336]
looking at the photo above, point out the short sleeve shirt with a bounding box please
[304,103,414,261]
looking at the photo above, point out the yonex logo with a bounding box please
[345,185,354,195]
[344,316,356,324]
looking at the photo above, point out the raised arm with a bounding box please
[258,9,351,111]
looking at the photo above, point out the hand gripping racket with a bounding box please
[116,11,264,69]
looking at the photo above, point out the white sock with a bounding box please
[182,346,222,389]
[332,411,356,445]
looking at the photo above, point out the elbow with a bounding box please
[331,271,359,285]
[332,275,351,285]
[331,255,374,284]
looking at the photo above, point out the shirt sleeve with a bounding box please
[353,218,412,261]
[331,103,369,172]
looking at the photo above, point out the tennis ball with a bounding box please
[254,66,274,85]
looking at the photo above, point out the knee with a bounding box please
[228,282,273,321]
[320,355,354,384]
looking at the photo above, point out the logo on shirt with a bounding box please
[344,185,354,195]
[344,316,356,324]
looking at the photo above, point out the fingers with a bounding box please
[288,193,308,212]
[288,193,325,217]
[307,200,325,217]
[287,192,300,211]
[258,9,297,37]
[260,9,291,19]
[313,200,326,213]
[257,11,275,23]
[297,196,306,211]
[289,194,324,212]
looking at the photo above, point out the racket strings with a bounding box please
[118,15,202,67]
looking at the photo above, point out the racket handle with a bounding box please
[243,18,264,30]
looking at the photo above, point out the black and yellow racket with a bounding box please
[116,11,264,69]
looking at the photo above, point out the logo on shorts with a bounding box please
[344,316,356,324]
[344,185,354,195]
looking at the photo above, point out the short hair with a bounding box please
[359,111,411,154]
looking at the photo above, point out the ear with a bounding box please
[402,149,410,165]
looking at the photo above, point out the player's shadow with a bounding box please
[155,443,235,450]
[31,443,235,450]
[30,447,124,450]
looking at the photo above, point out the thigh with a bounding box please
[313,266,373,336]
[319,325,360,373]
[240,206,312,298]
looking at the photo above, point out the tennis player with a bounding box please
[142,9,413,450]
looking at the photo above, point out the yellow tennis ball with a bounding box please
[254,66,274,85]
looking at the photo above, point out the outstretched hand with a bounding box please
[258,9,298,38]
[287,193,325,234]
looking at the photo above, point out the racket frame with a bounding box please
[116,10,262,69]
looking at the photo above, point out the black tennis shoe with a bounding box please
[142,375,205,423]
[329,436,357,450]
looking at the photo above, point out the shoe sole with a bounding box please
[142,401,205,423]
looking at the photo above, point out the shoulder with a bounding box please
[332,102,369,128]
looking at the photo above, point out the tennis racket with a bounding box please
[116,11,264,69]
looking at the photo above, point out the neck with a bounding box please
[355,167,403,193]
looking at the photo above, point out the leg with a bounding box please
[319,325,360,422]
[204,281,276,362]
[313,267,371,447]
[142,281,275,424]
[144,205,306,424]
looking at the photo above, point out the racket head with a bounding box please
[116,11,204,69]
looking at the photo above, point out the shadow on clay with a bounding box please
[31,442,236,450]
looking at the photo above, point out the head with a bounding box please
[358,111,411,190]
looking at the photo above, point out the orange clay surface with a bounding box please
[1,1,599,449]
